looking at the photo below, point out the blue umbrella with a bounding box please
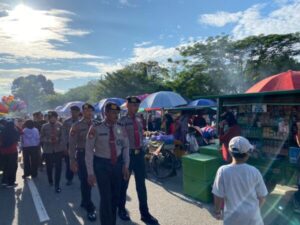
[139,91,187,110]
[95,98,126,113]
[188,99,216,107]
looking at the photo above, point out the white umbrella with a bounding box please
[139,91,187,110]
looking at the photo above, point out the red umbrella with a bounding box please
[246,70,300,93]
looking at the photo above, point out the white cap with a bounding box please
[229,136,254,154]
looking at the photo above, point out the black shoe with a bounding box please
[87,211,97,221]
[66,180,72,186]
[118,208,130,221]
[141,213,158,224]
[55,187,61,193]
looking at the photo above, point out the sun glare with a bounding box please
[2,4,55,43]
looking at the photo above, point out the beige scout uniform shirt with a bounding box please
[118,114,143,149]
[40,122,63,154]
[68,118,92,162]
[61,117,78,147]
[85,122,130,176]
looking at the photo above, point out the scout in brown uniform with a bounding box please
[69,103,97,221]
[40,111,63,193]
[86,102,130,225]
[61,105,80,185]
[118,96,158,224]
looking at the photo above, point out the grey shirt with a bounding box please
[40,122,63,154]
[118,114,143,149]
[68,118,92,162]
[85,121,130,176]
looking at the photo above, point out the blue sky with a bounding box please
[0,0,300,96]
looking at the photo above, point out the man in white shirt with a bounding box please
[212,136,268,225]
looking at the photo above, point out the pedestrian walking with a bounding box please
[40,111,64,193]
[212,136,268,225]
[85,102,130,225]
[69,103,97,221]
[0,119,20,188]
[61,105,80,185]
[20,119,40,179]
[118,96,158,224]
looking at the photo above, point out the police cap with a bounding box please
[48,111,58,118]
[70,106,80,111]
[105,102,121,112]
[82,103,95,111]
[126,96,141,104]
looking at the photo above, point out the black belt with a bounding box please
[93,155,122,164]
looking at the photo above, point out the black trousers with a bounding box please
[64,155,74,181]
[76,151,95,212]
[22,146,40,177]
[119,150,149,216]
[1,152,18,185]
[44,152,63,188]
[94,156,122,225]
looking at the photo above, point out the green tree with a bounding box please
[11,75,55,112]
[96,61,168,98]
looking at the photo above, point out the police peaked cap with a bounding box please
[48,111,58,118]
[126,96,141,104]
[105,102,121,111]
[70,106,80,111]
[82,103,95,111]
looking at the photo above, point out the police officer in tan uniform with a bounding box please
[61,105,80,185]
[69,103,97,221]
[86,102,130,225]
[40,111,64,193]
[118,96,158,224]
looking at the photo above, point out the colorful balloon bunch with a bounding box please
[0,95,27,114]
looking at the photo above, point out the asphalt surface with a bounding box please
[0,158,300,225]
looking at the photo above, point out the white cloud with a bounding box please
[0,4,101,59]
[134,41,152,47]
[199,1,300,39]
[131,45,180,64]
[86,62,125,74]
[199,11,242,27]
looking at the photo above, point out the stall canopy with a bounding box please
[139,91,187,111]
[95,98,125,113]
[246,70,300,93]
[188,99,216,107]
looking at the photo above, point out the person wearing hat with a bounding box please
[212,136,268,225]
[61,105,81,185]
[85,102,130,225]
[69,103,97,221]
[118,96,158,224]
[40,111,64,193]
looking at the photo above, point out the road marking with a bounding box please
[27,179,50,223]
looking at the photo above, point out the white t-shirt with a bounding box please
[212,163,268,225]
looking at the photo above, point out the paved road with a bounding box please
[0,160,299,225]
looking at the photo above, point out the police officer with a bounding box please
[61,106,80,185]
[118,96,158,224]
[40,111,64,193]
[86,102,130,225]
[69,103,97,221]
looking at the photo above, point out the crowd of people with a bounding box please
[0,97,289,225]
